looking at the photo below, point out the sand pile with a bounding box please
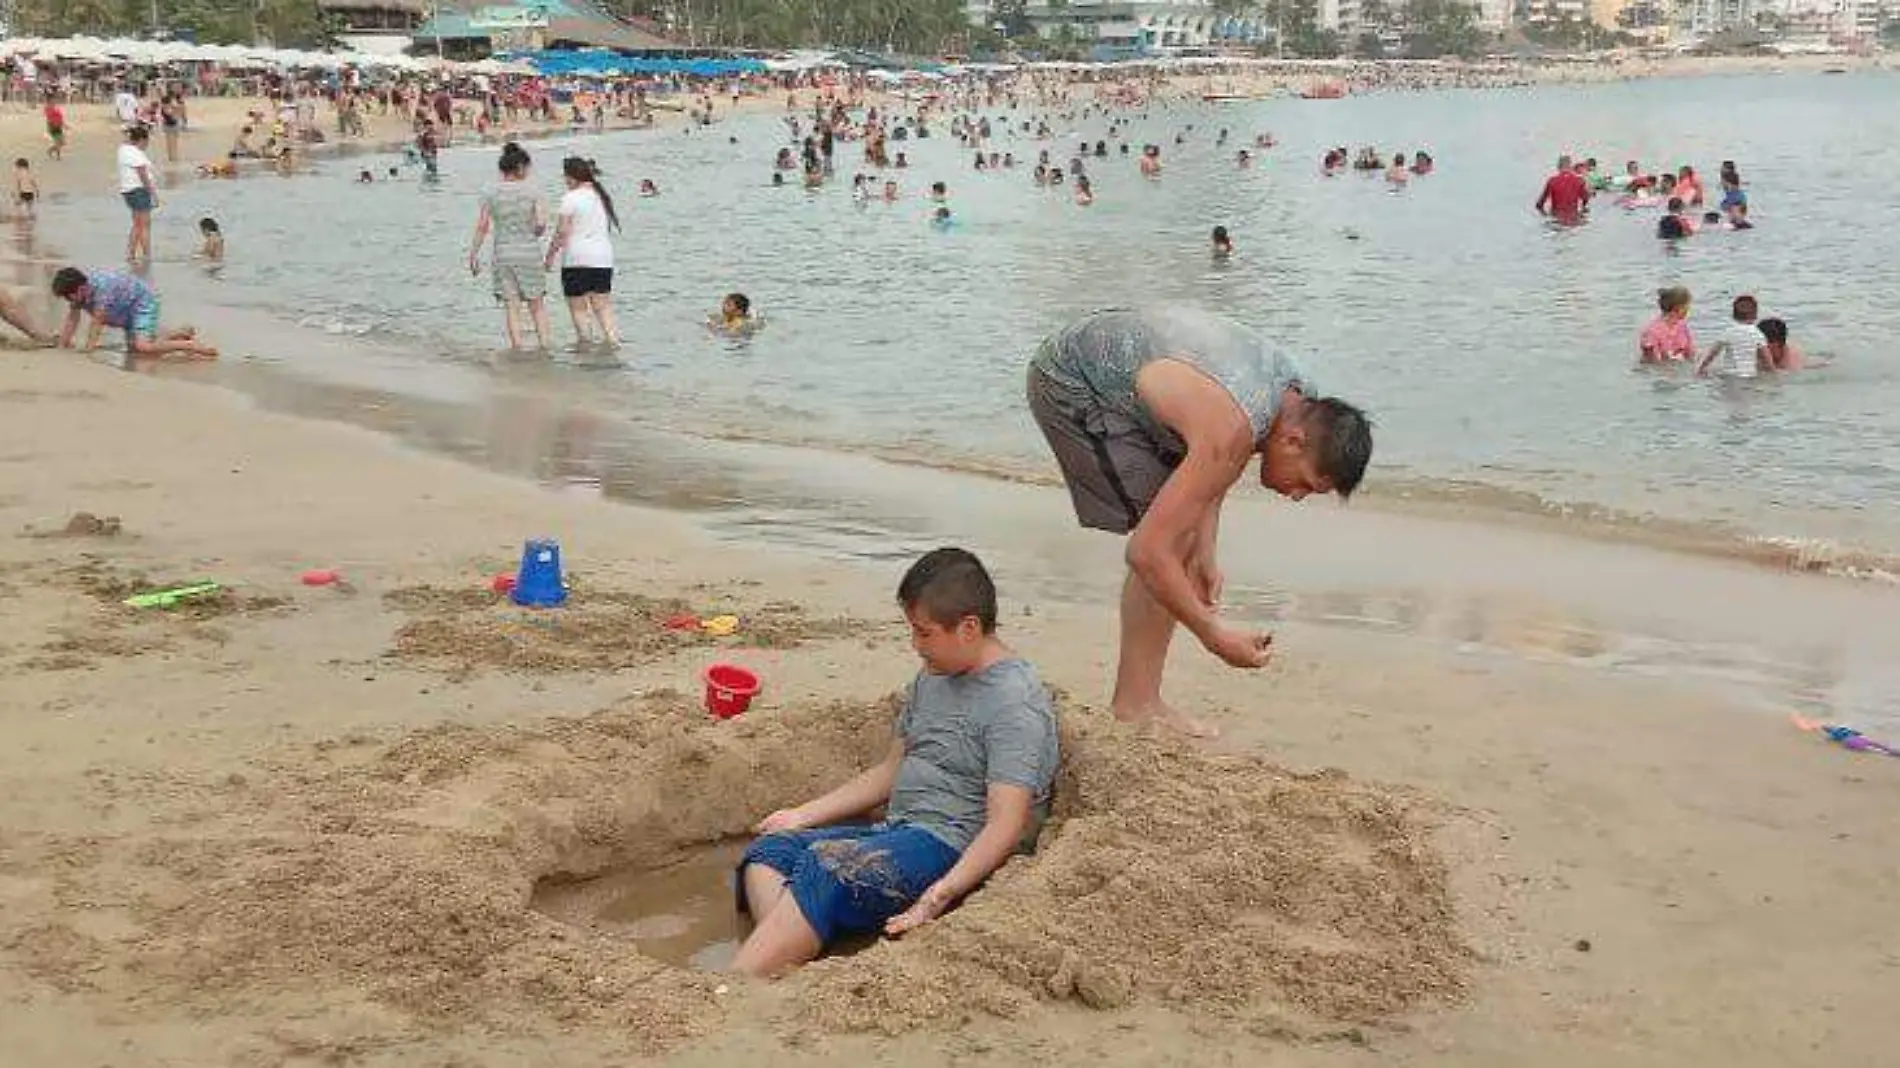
[797,718,1468,1033]
[383,584,876,676]
[4,694,1466,1055]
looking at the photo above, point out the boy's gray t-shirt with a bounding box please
[888,657,1059,853]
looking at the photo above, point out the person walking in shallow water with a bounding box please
[467,141,552,352]
[543,157,621,348]
[1026,306,1372,738]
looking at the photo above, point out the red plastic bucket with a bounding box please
[703,663,760,719]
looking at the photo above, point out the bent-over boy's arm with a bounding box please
[756,736,904,833]
[57,304,79,348]
[82,311,106,352]
[1695,341,1725,376]
[885,784,1033,935]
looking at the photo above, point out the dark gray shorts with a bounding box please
[1027,361,1180,535]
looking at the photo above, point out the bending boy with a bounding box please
[52,267,218,361]
[732,547,1059,978]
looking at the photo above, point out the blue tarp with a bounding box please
[505,50,768,76]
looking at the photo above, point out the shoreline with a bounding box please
[2,345,1897,1066]
[13,66,1900,592]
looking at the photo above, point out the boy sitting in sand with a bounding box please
[732,547,1059,978]
[52,267,218,361]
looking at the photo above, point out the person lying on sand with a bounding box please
[51,267,218,361]
[732,548,1058,978]
[1027,306,1372,738]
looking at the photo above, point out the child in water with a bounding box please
[1697,294,1763,378]
[931,206,954,229]
[730,548,1057,977]
[1073,175,1093,206]
[709,292,761,335]
[1756,317,1807,372]
[1211,225,1233,259]
[13,158,38,216]
[197,218,224,262]
[639,179,659,197]
[1638,286,1694,363]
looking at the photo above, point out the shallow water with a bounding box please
[41,72,1900,566]
[532,841,747,971]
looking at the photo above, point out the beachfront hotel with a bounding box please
[992,0,1258,50]
[323,0,678,57]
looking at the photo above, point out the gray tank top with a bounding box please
[1033,306,1312,450]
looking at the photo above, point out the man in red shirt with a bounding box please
[1535,154,1590,220]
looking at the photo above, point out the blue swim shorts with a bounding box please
[739,823,959,945]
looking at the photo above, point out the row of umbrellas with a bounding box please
[0,36,537,73]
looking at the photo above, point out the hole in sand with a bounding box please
[531,840,748,971]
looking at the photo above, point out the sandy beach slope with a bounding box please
[1,344,1896,1067]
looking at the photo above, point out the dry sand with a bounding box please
[2,345,1897,1068]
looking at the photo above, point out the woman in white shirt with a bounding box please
[116,126,157,264]
[542,157,621,347]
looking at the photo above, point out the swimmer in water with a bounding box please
[1211,225,1233,259]
[709,291,760,335]
[1756,317,1808,372]
[1074,175,1093,206]
[882,179,899,201]
[929,180,947,202]
[1236,150,1251,168]
[197,217,224,262]
[358,168,374,183]
[1386,154,1409,185]
[931,206,953,228]
[639,179,659,196]
[1638,285,1695,364]
[1139,145,1162,177]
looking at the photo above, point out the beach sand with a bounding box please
[1,346,1897,1068]
[2,55,1898,1067]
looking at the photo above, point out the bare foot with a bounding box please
[1111,700,1220,740]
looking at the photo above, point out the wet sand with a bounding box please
[2,345,1898,1067]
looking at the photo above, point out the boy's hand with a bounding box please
[755,806,813,835]
[884,882,953,936]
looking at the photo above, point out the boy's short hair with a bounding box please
[51,267,86,298]
[726,292,750,314]
[199,217,220,233]
[930,181,946,193]
[1733,294,1759,320]
[1758,317,1788,344]
[1657,286,1691,314]
[12,158,26,168]
[898,548,997,634]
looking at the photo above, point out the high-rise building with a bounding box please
[1007,0,1264,49]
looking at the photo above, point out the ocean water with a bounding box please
[47,69,1900,567]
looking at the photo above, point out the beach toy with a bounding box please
[1791,714,1900,757]
[662,613,700,631]
[301,569,339,587]
[701,614,740,637]
[511,539,566,608]
[123,581,222,609]
[703,663,760,719]
[490,573,517,595]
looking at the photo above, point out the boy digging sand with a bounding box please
[732,548,1058,978]
[52,267,218,361]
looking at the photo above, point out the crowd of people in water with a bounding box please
[1527,149,1815,376]
[2,66,1823,380]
